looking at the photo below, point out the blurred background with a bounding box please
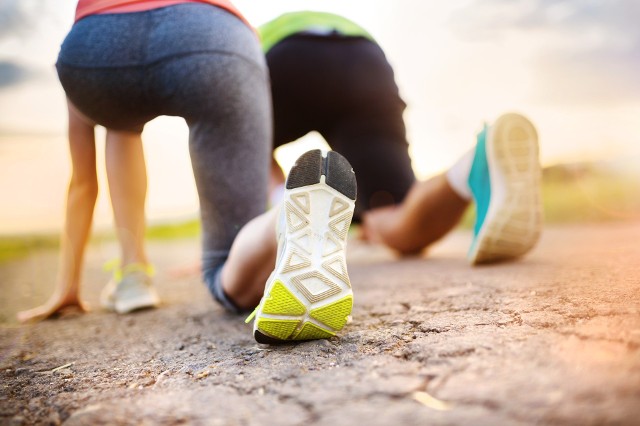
[1,0,639,242]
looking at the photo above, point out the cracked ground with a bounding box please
[1,223,639,425]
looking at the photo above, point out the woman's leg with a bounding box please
[101,129,160,313]
[180,52,272,309]
[17,102,98,322]
[156,50,271,311]
[105,130,149,267]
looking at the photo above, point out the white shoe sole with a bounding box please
[469,113,543,264]
[252,150,356,343]
[113,291,160,314]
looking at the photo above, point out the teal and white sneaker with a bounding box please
[468,113,542,264]
[246,149,357,344]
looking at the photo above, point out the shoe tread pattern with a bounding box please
[310,295,353,330]
[256,319,301,340]
[262,281,306,316]
[255,150,356,343]
[474,114,542,264]
[325,150,357,200]
[285,149,322,190]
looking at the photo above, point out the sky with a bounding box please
[0,0,639,233]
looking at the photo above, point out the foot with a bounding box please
[247,150,357,343]
[468,113,542,264]
[100,263,160,314]
[17,292,88,323]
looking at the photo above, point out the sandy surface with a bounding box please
[1,223,639,425]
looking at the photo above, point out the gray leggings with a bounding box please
[56,4,271,277]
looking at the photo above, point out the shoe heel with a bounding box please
[286,149,323,189]
[254,150,356,343]
[325,150,357,200]
[471,113,542,264]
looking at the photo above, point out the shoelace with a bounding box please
[245,307,258,323]
[103,259,155,282]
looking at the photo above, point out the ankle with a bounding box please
[50,287,82,308]
[121,255,149,268]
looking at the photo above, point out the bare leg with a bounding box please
[17,102,97,322]
[105,130,149,267]
[362,174,469,255]
[220,207,279,310]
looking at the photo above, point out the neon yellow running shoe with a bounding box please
[247,149,357,343]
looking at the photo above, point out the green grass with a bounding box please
[0,235,60,262]
[541,171,640,223]
[459,168,640,228]
[0,219,202,263]
[2,166,638,263]
[144,219,201,239]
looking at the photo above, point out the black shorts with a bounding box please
[267,34,416,219]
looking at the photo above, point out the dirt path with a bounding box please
[1,223,639,425]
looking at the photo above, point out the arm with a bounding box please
[17,101,98,322]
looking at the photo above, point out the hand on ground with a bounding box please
[17,294,88,323]
[361,206,425,255]
[360,206,400,244]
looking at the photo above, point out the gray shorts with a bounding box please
[56,3,267,132]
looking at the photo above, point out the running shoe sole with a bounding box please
[469,113,543,264]
[252,149,357,344]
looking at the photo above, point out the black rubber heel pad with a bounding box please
[325,151,357,200]
[255,330,286,344]
[286,149,322,189]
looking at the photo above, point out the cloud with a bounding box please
[0,60,38,89]
[451,0,640,39]
[450,0,640,104]
[0,0,40,39]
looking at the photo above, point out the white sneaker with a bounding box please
[100,263,160,314]
[246,149,357,343]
